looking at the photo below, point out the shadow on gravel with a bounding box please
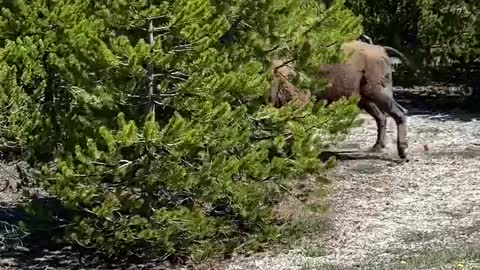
[319,148,408,164]
[0,199,174,270]
[393,85,480,122]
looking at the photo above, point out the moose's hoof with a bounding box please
[369,143,386,152]
[398,145,408,159]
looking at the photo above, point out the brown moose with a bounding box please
[269,40,409,159]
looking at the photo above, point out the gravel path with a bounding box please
[225,105,480,269]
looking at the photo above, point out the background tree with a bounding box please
[345,0,480,74]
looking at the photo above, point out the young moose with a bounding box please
[269,40,408,159]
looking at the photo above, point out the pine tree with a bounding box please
[1,0,362,260]
[417,0,479,66]
[0,0,125,159]
[345,0,480,68]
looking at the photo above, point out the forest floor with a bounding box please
[1,85,480,269]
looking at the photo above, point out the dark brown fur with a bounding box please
[269,41,408,159]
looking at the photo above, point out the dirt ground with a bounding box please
[1,86,480,269]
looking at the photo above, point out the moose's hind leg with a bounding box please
[389,102,408,159]
[370,92,408,159]
[358,98,387,152]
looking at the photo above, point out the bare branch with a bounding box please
[264,45,280,54]
[324,41,337,48]
[154,92,179,97]
[146,14,167,20]
[168,75,188,81]
[152,99,167,106]
[119,159,132,169]
[170,48,193,53]
[146,2,156,114]
[82,208,114,222]
[361,34,374,44]
[171,71,189,77]
[153,26,169,32]
[273,58,296,73]
[153,71,189,81]
[127,94,146,99]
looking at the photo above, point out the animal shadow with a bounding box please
[319,148,408,163]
